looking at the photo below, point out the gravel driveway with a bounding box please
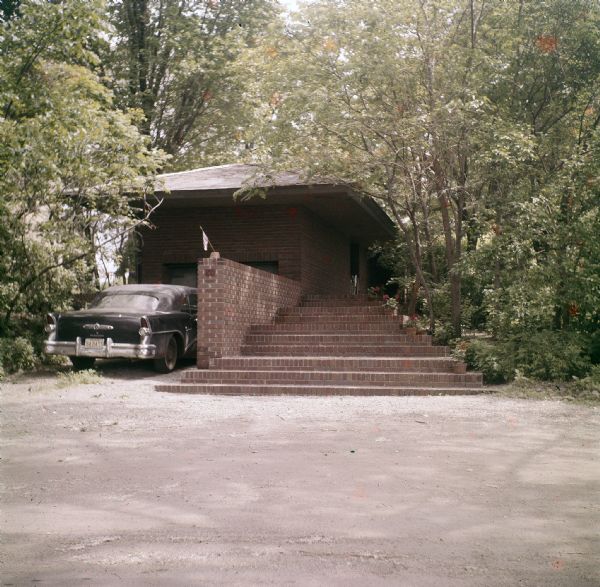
[1,361,599,586]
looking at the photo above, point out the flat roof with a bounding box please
[156,163,329,192]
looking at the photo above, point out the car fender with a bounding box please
[150,331,184,358]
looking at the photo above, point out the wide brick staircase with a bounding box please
[156,294,484,395]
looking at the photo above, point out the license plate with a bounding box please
[84,338,104,349]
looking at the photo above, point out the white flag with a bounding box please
[202,229,209,251]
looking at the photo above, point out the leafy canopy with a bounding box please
[0,0,166,334]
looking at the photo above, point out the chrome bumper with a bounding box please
[44,337,157,359]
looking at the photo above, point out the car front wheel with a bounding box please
[154,336,178,373]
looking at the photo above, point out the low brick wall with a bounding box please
[197,254,303,367]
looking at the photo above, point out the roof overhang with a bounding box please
[152,164,397,243]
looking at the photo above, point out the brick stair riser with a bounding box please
[240,345,449,356]
[182,370,482,386]
[300,302,383,308]
[156,384,483,396]
[274,315,399,324]
[211,357,458,372]
[244,334,431,345]
[279,306,389,316]
[250,323,407,333]
[302,295,371,301]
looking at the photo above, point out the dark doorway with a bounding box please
[350,242,360,276]
[165,263,197,287]
[367,253,393,289]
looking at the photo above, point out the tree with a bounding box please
[468,0,600,337]
[0,0,20,22]
[107,0,278,167]
[243,0,600,339]
[0,0,166,335]
[244,0,494,334]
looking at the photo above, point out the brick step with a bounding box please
[302,294,371,301]
[244,333,432,345]
[300,298,377,306]
[300,300,384,308]
[210,356,457,372]
[249,322,406,333]
[279,305,388,316]
[156,383,485,396]
[241,344,449,356]
[181,370,481,386]
[274,315,398,324]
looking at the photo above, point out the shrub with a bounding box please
[432,321,454,346]
[56,369,102,388]
[588,330,600,364]
[0,336,38,375]
[570,364,600,393]
[463,338,514,384]
[507,330,591,381]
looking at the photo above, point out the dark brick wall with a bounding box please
[140,203,358,294]
[140,204,301,284]
[196,256,303,366]
[299,208,350,295]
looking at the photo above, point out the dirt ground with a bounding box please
[1,360,599,586]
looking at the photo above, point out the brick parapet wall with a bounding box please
[197,255,303,367]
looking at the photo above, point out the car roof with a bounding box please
[102,284,195,294]
[100,284,196,299]
[95,284,196,310]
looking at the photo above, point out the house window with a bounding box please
[165,263,197,287]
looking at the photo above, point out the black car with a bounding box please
[43,284,197,372]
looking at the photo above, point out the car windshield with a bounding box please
[91,294,160,311]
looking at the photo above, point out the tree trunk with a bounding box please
[407,278,420,317]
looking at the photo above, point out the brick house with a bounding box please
[142,164,483,393]
[137,163,396,367]
[138,163,395,292]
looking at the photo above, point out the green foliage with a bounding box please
[463,339,514,385]
[107,0,278,167]
[1,0,597,385]
[588,331,600,365]
[0,336,38,375]
[570,365,600,397]
[506,331,592,382]
[241,0,599,375]
[431,322,454,347]
[463,331,594,384]
[0,0,166,338]
[0,0,20,22]
[56,369,103,388]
